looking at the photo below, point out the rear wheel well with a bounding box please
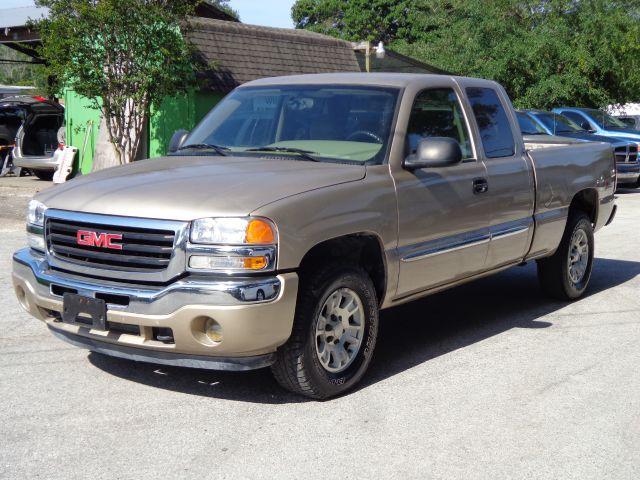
[569,189,598,224]
[298,234,386,306]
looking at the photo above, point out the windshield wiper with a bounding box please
[177,143,229,156]
[244,146,320,162]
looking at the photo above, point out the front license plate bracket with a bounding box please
[62,293,108,330]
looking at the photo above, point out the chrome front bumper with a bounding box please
[12,248,299,369]
[13,248,282,314]
[616,162,640,183]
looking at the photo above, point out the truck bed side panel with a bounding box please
[526,142,615,259]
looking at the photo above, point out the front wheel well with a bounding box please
[298,234,387,306]
[569,189,598,224]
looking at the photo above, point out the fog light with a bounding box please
[27,232,45,252]
[15,285,29,311]
[205,318,223,343]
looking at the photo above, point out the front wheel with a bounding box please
[537,211,594,300]
[271,265,379,399]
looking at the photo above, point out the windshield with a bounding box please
[516,112,547,135]
[0,106,27,128]
[586,110,629,129]
[534,112,584,134]
[182,85,400,164]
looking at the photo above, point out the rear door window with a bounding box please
[0,107,26,129]
[466,87,515,158]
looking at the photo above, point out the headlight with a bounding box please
[188,217,277,273]
[27,200,47,227]
[26,200,47,253]
[190,217,276,245]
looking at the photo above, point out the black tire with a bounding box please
[537,211,594,300]
[33,170,54,181]
[271,264,379,400]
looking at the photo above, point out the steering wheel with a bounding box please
[346,130,383,144]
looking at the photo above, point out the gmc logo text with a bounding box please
[76,230,123,250]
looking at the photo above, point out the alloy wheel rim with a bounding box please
[568,228,589,284]
[315,288,365,373]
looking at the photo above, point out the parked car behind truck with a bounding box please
[1,95,65,180]
[614,115,640,130]
[554,107,640,143]
[516,110,640,187]
[12,74,616,399]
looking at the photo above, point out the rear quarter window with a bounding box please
[466,87,515,158]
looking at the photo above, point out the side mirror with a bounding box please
[580,121,593,132]
[168,129,190,154]
[403,137,463,170]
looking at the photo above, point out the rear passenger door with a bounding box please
[464,85,535,268]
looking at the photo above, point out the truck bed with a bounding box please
[526,140,615,259]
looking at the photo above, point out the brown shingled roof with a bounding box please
[187,18,360,92]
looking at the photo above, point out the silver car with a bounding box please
[5,95,65,180]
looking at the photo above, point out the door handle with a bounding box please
[473,178,489,194]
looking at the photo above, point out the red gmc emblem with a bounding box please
[76,230,123,250]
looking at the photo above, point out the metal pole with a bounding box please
[365,42,370,73]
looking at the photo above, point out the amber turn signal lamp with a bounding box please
[243,256,268,270]
[246,219,275,244]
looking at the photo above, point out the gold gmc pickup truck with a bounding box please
[12,74,617,399]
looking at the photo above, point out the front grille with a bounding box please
[614,146,628,163]
[614,145,639,163]
[46,218,175,271]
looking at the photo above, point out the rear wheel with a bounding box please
[537,211,594,300]
[271,264,378,399]
[33,170,54,181]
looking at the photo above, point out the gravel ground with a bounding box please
[0,185,639,480]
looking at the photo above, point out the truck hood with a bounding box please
[36,155,366,221]
[559,132,628,146]
[598,130,640,143]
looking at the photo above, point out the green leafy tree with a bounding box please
[292,0,640,109]
[209,0,240,20]
[292,0,414,43]
[33,0,203,167]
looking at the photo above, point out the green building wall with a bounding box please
[148,90,223,158]
[64,89,224,171]
[63,90,101,174]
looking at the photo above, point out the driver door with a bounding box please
[393,87,493,297]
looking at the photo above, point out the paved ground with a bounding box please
[0,176,52,231]
[0,183,639,479]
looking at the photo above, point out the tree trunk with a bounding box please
[93,97,148,171]
[91,116,119,172]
